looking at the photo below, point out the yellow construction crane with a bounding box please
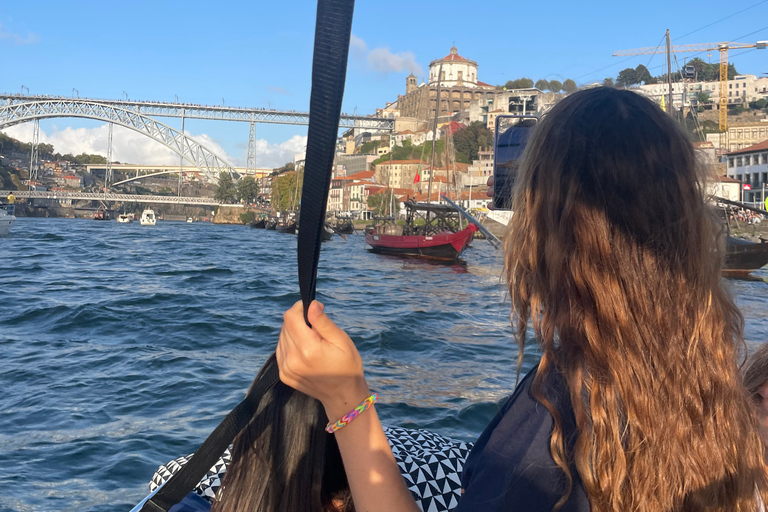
[614,33,766,150]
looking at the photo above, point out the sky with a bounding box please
[1,0,767,168]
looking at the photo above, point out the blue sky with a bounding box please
[1,0,767,168]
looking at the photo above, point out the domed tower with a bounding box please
[406,73,418,94]
[428,46,478,88]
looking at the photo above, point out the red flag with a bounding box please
[414,168,420,183]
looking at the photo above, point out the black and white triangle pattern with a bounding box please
[150,427,473,512]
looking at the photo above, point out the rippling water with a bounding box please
[1,218,767,512]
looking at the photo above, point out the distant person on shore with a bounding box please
[7,192,15,204]
[276,87,768,512]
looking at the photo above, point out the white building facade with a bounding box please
[725,141,768,204]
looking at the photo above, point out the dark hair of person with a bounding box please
[211,354,354,512]
[505,87,768,511]
[745,343,768,404]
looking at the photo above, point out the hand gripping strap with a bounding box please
[139,0,355,509]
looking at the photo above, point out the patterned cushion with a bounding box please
[150,426,472,512]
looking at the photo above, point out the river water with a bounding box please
[1,218,766,512]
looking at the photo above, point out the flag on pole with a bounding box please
[414,166,420,183]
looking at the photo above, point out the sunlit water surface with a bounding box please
[1,218,766,511]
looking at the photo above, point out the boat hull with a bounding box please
[0,216,14,236]
[250,219,266,229]
[276,222,296,234]
[365,224,478,261]
[724,237,768,276]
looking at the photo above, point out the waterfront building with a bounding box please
[636,74,768,108]
[374,160,427,189]
[396,46,497,120]
[725,140,768,203]
[706,120,768,152]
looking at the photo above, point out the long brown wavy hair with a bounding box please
[505,87,768,511]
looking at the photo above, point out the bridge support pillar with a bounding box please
[106,122,113,191]
[246,120,256,174]
[29,119,39,182]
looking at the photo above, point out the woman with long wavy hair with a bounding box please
[277,86,768,512]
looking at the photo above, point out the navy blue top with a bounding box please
[455,365,590,512]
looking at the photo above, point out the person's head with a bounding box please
[212,354,353,512]
[505,87,767,511]
[744,343,768,440]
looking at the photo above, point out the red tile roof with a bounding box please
[726,139,768,156]
[345,170,375,181]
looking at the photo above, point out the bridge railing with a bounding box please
[0,190,229,206]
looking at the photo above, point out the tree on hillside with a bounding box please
[616,68,639,88]
[367,189,399,216]
[697,92,711,104]
[635,65,653,85]
[272,170,303,211]
[236,176,260,204]
[214,172,237,203]
[562,79,578,93]
[603,77,615,87]
[453,121,494,162]
[535,79,549,91]
[504,78,534,89]
[549,80,563,93]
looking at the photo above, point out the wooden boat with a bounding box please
[276,221,296,234]
[724,236,768,276]
[250,218,266,229]
[334,215,355,234]
[93,209,110,221]
[265,219,277,230]
[321,223,335,241]
[365,201,477,261]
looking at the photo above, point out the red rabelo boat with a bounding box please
[365,200,477,261]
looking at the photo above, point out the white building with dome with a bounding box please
[428,46,480,88]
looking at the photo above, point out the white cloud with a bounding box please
[268,86,292,96]
[0,23,40,45]
[1,123,305,170]
[254,134,307,168]
[350,34,423,76]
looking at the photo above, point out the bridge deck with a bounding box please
[1,190,229,206]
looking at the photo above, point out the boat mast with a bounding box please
[427,62,443,205]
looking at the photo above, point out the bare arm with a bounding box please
[277,301,420,512]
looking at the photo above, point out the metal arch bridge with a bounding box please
[0,94,396,130]
[2,190,226,206]
[0,98,237,182]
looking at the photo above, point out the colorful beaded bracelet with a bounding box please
[325,392,379,434]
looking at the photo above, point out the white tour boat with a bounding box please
[117,213,133,223]
[140,208,157,226]
[0,204,16,236]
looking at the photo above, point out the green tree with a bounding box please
[214,172,237,203]
[548,80,563,93]
[367,189,399,216]
[749,98,767,110]
[562,79,578,93]
[616,68,639,88]
[603,77,615,87]
[697,92,711,104]
[535,79,549,91]
[272,170,303,211]
[504,78,534,89]
[453,121,493,162]
[635,65,652,85]
[236,176,260,204]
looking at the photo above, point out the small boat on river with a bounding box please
[250,218,266,229]
[724,236,768,276]
[0,204,16,236]
[117,213,132,223]
[276,221,296,234]
[93,209,110,221]
[365,200,477,261]
[333,215,355,234]
[321,222,335,241]
[140,208,157,226]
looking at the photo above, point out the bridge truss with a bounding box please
[1,190,226,206]
[0,98,238,182]
[0,95,397,131]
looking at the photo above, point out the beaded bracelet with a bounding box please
[325,392,379,434]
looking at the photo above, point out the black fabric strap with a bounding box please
[139,1,354,510]
[298,0,355,323]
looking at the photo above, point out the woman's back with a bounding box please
[503,87,767,511]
